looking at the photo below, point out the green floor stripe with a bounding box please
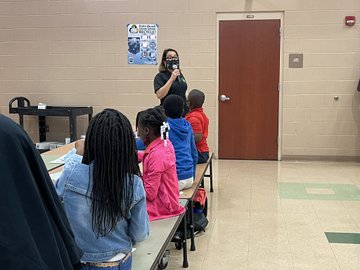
[325,232,360,244]
[278,183,360,201]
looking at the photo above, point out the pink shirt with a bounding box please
[139,137,185,221]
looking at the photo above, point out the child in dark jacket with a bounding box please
[163,94,198,191]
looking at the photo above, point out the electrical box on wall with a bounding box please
[345,16,356,26]
[289,54,303,68]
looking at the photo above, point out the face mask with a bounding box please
[166,59,179,69]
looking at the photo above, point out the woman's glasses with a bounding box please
[166,56,178,61]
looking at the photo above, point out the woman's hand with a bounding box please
[170,69,180,82]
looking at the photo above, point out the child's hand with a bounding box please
[75,139,85,156]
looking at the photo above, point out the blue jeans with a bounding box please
[81,255,132,270]
[197,151,209,164]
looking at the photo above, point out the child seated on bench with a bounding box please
[56,109,149,269]
[185,89,209,164]
[163,94,198,190]
[137,107,185,221]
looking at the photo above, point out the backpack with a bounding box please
[173,188,209,242]
[192,188,208,233]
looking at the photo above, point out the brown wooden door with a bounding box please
[218,19,280,160]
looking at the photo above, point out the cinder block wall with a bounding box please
[0,0,359,158]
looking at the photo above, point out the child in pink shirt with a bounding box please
[137,107,185,221]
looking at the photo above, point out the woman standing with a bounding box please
[154,48,188,115]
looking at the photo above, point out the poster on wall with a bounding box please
[127,24,158,65]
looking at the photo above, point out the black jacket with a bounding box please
[0,115,83,270]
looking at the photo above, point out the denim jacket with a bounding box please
[55,149,149,262]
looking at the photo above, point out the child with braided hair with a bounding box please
[55,108,149,269]
[137,107,185,221]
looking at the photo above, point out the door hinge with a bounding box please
[278,83,280,92]
[279,27,282,37]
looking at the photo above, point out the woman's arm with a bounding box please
[155,69,180,99]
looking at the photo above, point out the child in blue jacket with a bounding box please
[163,94,198,190]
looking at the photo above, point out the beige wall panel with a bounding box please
[187,13,216,26]
[322,95,354,107]
[354,67,360,79]
[310,0,360,9]
[284,67,354,81]
[320,122,353,136]
[189,26,216,40]
[0,2,39,15]
[0,29,11,41]
[285,10,360,25]
[189,1,217,12]
[282,147,360,157]
[51,41,102,54]
[284,39,359,53]
[296,95,324,108]
[336,108,360,121]
[283,95,297,108]
[189,40,216,53]
[351,122,360,135]
[0,0,359,159]
[283,134,357,149]
[0,41,51,54]
[283,122,297,135]
[283,81,357,94]
[283,108,311,123]
[308,53,360,67]
[309,108,338,121]
[285,24,358,39]
[184,67,215,81]
[190,80,216,94]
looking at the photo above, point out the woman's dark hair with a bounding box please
[138,107,166,136]
[159,48,180,72]
[82,108,140,237]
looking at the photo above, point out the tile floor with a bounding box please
[166,159,360,270]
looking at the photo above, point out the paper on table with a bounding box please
[49,171,63,182]
[50,154,66,164]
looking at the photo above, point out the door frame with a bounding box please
[216,12,284,160]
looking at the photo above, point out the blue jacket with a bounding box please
[55,149,149,262]
[167,117,197,181]
[136,137,146,151]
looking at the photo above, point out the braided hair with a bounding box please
[138,107,167,137]
[82,108,140,237]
